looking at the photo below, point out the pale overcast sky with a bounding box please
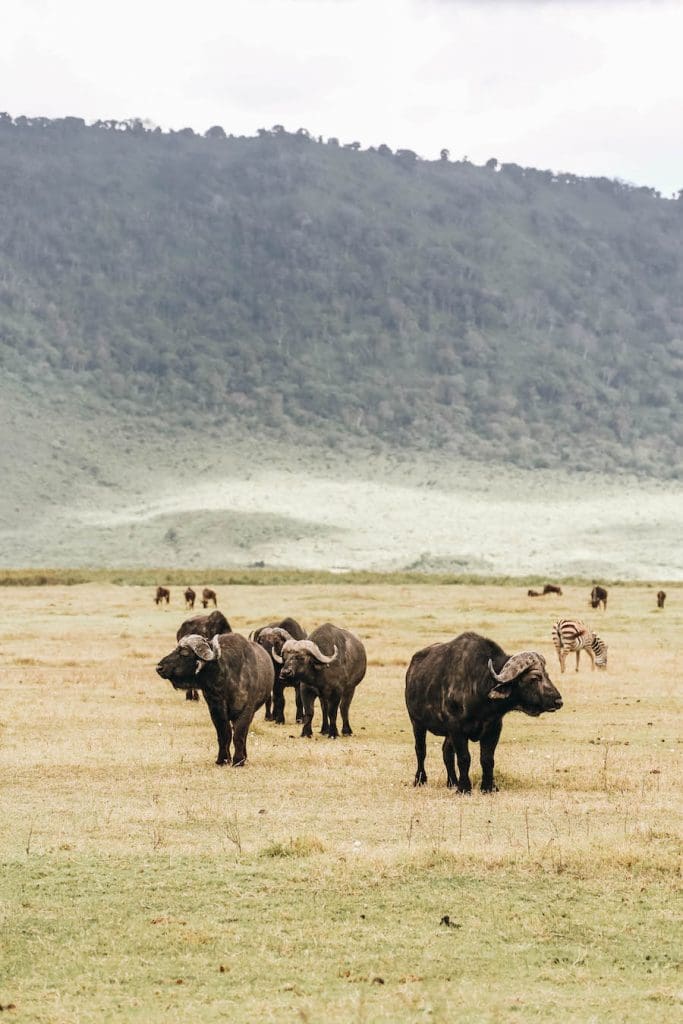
[3,0,682,194]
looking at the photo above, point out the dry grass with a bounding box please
[0,583,681,1022]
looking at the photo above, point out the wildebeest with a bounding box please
[156,633,273,766]
[176,611,232,701]
[277,623,367,739]
[154,586,170,606]
[527,589,542,597]
[542,584,563,596]
[184,587,196,609]
[656,590,666,609]
[405,631,562,792]
[251,618,307,723]
[201,587,218,608]
[590,585,608,610]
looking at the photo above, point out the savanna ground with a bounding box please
[0,581,681,1023]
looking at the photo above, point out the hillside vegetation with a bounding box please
[1,114,682,478]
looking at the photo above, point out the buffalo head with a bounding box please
[278,638,338,683]
[156,634,219,691]
[487,652,563,716]
[252,626,292,662]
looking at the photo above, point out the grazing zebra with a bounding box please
[552,619,608,673]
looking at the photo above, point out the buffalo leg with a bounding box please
[326,692,340,739]
[442,737,458,788]
[319,696,330,735]
[295,683,303,723]
[207,701,232,765]
[264,691,273,721]
[272,677,286,724]
[412,721,428,786]
[452,732,472,793]
[185,688,199,701]
[340,691,353,735]
[300,684,317,738]
[479,719,502,793]
[231,709,254,767]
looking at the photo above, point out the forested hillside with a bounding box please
[1,114,682,476]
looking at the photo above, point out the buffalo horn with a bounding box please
[180,634,217,674]
[488,652,539,684]
[281,638,338,664]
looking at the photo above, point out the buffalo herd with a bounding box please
[155,604,564,791]
[153,582,668,788]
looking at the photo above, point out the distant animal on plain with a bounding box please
[251,617,308,723]
[176,611,232,701]
[184,587,196,609]
[156,633,273,767]
[154,586,170,606]
[590,585,608,610]
[405,631,562,792]
[656,590,666,609]
[542,584,563,596]
[201,588,218,608]
[276,623,367,739]
[552,618,607,673]
[527,589,542,597]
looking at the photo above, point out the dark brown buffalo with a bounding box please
[656,590,666,609]
[154,586,170,606]
[527,589,541,597]
[201,588,218,608]
[542,584,563,596]
[184,587,196,609]
[176,611,232,701]
[590,585,608,610]
[405,631,562,792]
[277,623,366,739]
[251,617,307,724]
[156,633,273,766]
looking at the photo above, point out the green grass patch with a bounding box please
[0,567,675,588]
[1,853,680,1024]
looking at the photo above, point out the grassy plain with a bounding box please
[0,582,681,1023]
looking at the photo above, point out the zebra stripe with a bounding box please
[552,619,608,673]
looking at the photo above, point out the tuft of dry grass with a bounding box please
[0,582,681,1022]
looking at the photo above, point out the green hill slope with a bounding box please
[0,115,682,478]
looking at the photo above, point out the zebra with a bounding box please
[552,619,608,673]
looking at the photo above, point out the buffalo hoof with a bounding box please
[446,777,458,789]
[215,757,229,766]
[456,784,472,795]
[480,783,499,794]
[275,716,285,725]
[232,758,246,767]
[264,712,274,721]
[342,726,352,736]
[414,772,428,787]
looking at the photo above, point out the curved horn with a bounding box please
[180,634,216,673]
[253,627,292,661]
[282,638,338,664]
[488,652,539,684]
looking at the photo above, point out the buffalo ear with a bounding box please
[488,682,513,700]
